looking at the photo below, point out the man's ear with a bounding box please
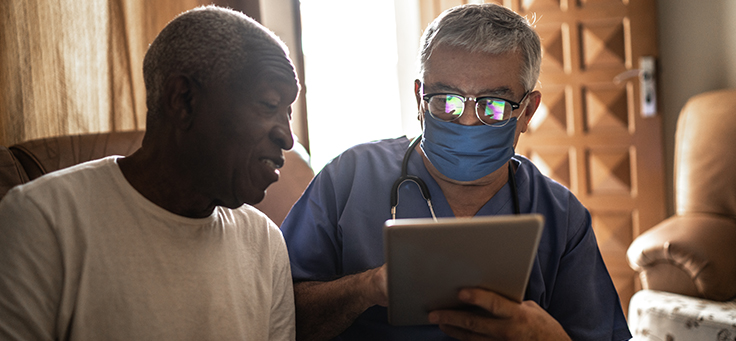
[519,90,542,134]
[414,80,422,120]
[163,74,198,130]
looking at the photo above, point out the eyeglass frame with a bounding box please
[420,83,530,127]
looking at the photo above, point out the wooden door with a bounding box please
[418,0,666,315]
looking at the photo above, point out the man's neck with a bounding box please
[117,148,217,219]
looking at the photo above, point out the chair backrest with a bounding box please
[674,89,736,218]
[11,131,146,181]
[0,146,29,198]
[0,131,145,199]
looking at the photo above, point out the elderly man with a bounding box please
[0,6,297,340]
[281,4,631,341]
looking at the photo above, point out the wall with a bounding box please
[395,0,422,140]
[656,0,736,216]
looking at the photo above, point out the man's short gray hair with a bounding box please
[418,4,541,92]
[143,5,296,124]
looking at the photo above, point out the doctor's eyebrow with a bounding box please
[425,82,516,98]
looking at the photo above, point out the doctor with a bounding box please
[280,3,631,341]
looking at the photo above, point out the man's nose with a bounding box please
[270,114,295,150]
[457,98,483,126]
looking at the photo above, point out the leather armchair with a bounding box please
[626,89,736,339]
[0,131,313,226]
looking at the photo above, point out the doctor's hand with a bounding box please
[362,264,388,307]
[428,288,571,341]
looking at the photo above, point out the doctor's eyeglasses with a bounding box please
[422,90,529,127]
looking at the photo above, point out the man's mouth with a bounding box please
[260,157,283,170]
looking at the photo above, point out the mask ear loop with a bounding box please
[390,135,437,221]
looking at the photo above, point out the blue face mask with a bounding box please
[420,112,516,182]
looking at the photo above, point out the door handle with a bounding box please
[613,56,657,118]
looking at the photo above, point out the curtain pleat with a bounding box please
[2,0,114,145]
[0,0,194,146]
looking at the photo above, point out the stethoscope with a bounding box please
[390,135,521,220]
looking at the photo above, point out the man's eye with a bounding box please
[260,101,278,112]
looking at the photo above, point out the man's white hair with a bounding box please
[143,5,297,124]
[418,4,542,92]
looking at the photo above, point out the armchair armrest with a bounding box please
[627,214,736,301]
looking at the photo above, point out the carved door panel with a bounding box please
[418,0,665,315]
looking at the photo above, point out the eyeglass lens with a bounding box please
[427,95,513,124]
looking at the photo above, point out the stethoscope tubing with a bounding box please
[390,136,435,220]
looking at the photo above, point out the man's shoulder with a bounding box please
[338,136,410,160]
[5,156,119,202]
[515,155,590,233]
[224,205,288,254]
[227,204,283,235]
[516,154,587,213]
[321,136,410,174]
[230,204,276,227]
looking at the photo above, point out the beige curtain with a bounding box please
[0,0,236,146]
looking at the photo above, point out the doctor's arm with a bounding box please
[293,265,387,341]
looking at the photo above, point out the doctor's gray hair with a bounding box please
[143,5,296,126]
[418,4,541,92]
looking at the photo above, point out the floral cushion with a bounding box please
[628,289,736,341]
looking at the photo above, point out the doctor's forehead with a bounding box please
[421,48,525,96]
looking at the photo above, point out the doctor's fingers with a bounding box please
[429,310,508,340]
[450,290,572,341]
[457,288,520,319]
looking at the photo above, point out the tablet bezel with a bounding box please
[384,214,544,326]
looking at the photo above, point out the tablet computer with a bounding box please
[384,214,544,326]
